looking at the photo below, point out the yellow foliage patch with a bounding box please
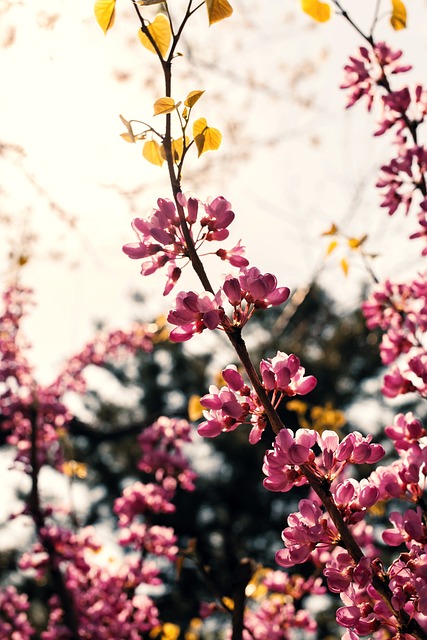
[340,257,349,276]
[153,97,177,116]
[193,117,222,157]
[184,90,205,108]
[94,0,116,34]
[188,395,203,421]
[390,0,407,30]
[301,0,331,22]
[143,140,164,166]
[138,14,172,58]
[205,0,233,25]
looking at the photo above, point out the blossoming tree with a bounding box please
[1,0,427,639]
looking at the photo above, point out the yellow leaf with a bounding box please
[193,117,222,157]
[143,140,164,166]
[222,597,234,611]
[340,258,349,276]
[321,223,338,236]
[138,14,172,58]
[94,0,115,34]
[119,114,136,142]
[326,240,338,255]
[390,0,406,29]
[205,0,233,25]
[153,97,176,116]
[301,0,331,22]
[188,394,203,421]
[161,137,189,163]
[348,234,367,250]
[62,460,88,479]
[184,90,205,108]
[120,133,135,143]
[161,623,180,640]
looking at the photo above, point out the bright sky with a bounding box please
[1,0,426,383]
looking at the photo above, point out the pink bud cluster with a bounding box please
[123,194,249,295]
[199,354,316,443]
[115,417,197,562]
[201,570,325,639]
[0,284,198,637]
[263,428,384,493]
[138,416,197,491]
[0,285,155,472]
[341,43,412,112]
[167,267,290,342]
[362,272,427,398]
[341,42,427,256]
[0,586,35,640]
[18,523,162,639]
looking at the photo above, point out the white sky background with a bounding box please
[1,0,427,384]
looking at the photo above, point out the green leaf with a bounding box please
[94,0,116,34]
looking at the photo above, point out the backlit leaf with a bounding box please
[205,0,233,25]
[120,133,135,143]
[119,114,135,142]
[161,137,190,164]
[193,117,222,157]
[138,14,172,58]
[390,0,406,30]
[161,623,180,640]
[340,258,349,276]
[322,223,338,236]
[94,0,116,34]
[153,97,176,115]
[188,395,203,421]
[348,234,367,250]
[142,140,164,166]
[326,240,338,255]
[184,90,205,108]
[301,0,331,22]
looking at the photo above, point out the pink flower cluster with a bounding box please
[263,428,384,493]
[362,273,427,398]
[167,267,290,342]
[138,416,197,491]
[340,42,411,111]
[0,285,155,472]
[18,524,162,640]
[0,284,198,637]
[199,354,316,443]
[0,586,35,640]
[341,41,427,255]
[123,194,249,295]
[201,570,324,640]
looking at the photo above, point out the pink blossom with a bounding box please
[167,289,225,342]
[260,351,317,396]
[123,194,250,293]
[341,43,411,111]
[275,499,333,568]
